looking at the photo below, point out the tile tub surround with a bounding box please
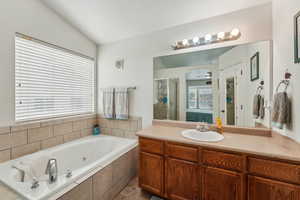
[98,116,142,139]
[0,114,97,163]
[58,147,139,200]
[0,146,139,200]
[136,125,300,162]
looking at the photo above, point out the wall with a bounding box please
[98,116,142,139]
[0,0,97,126]
[273,0,300,142]
[98,3,273,127]
[0,115,97,163]
[218,41,272,128]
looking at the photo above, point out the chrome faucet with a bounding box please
[12,165,25,182]
[196,122,210,132]
[45,158,58,183]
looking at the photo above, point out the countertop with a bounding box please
[136,125,300,162]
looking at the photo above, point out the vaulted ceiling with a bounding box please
[41,0,272,44]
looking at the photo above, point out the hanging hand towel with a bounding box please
[102,88,114,119]
[259,96,265,119]
[253,94,261,119]
[271,92,291,129]
[115,87,129,120]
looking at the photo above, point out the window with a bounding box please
[15,34,95,121]
[187,86,213,112]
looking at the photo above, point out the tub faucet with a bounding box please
[12,165,25,182]
[45,158,58,183]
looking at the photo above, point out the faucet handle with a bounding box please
[31,178,39,189]
[66,169,72,178]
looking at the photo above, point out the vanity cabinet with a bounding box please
[202,167,242,200]
[139,151,164,196]
[248,176,300,200]
[138,137,300,200]
[165,158,199,200]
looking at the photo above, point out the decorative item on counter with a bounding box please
[216,117,223,134]
[93,124,100,135]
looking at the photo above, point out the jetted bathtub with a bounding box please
[0,135,138,200]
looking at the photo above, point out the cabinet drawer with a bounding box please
[248,157,300,184]
[165,143,198,162]
[139,138,164,155]
[202,150,244,171]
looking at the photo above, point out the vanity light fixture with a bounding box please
[182,39,189,46]
[205,34,212,42]
[230,28,240,37]
[172,28,241,50]
[217,32,225,40]
[193,37,200,44]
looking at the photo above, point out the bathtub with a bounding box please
[0,135,138,200]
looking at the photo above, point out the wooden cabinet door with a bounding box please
[139,151,164,196]
[248,176,300,200]
[202,167,242,200]
[166,158,199,200]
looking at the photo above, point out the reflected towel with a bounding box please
[259,96,265,119]
[115,87,129,120]
[253,94,261,119]
[102,88,114,119]
[271,92,291,129]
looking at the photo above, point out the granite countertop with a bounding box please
[136,125,300,162]
[0,183,23,200]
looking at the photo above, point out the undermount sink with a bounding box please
[181,129,224,142]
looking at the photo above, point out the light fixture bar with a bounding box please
[172,28,241,50]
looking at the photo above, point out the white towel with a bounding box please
[115,87,129,120]
[102,88,114,119]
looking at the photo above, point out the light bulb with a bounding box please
[230,28,240,37]
[217,32,225,40]
[175,41,181,46]
[193,37,199,44]
[205,34,212,42]
[182,39,188,46]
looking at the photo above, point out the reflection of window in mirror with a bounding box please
[187,87,198,109]
[186,70,213,123]
[187,86,213,111]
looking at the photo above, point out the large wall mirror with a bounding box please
[153,40,272,128]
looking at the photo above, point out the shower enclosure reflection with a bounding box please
[153,78,178,120]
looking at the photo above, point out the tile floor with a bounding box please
[114,177,152,200]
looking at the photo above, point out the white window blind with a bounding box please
[15,34,95,122]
